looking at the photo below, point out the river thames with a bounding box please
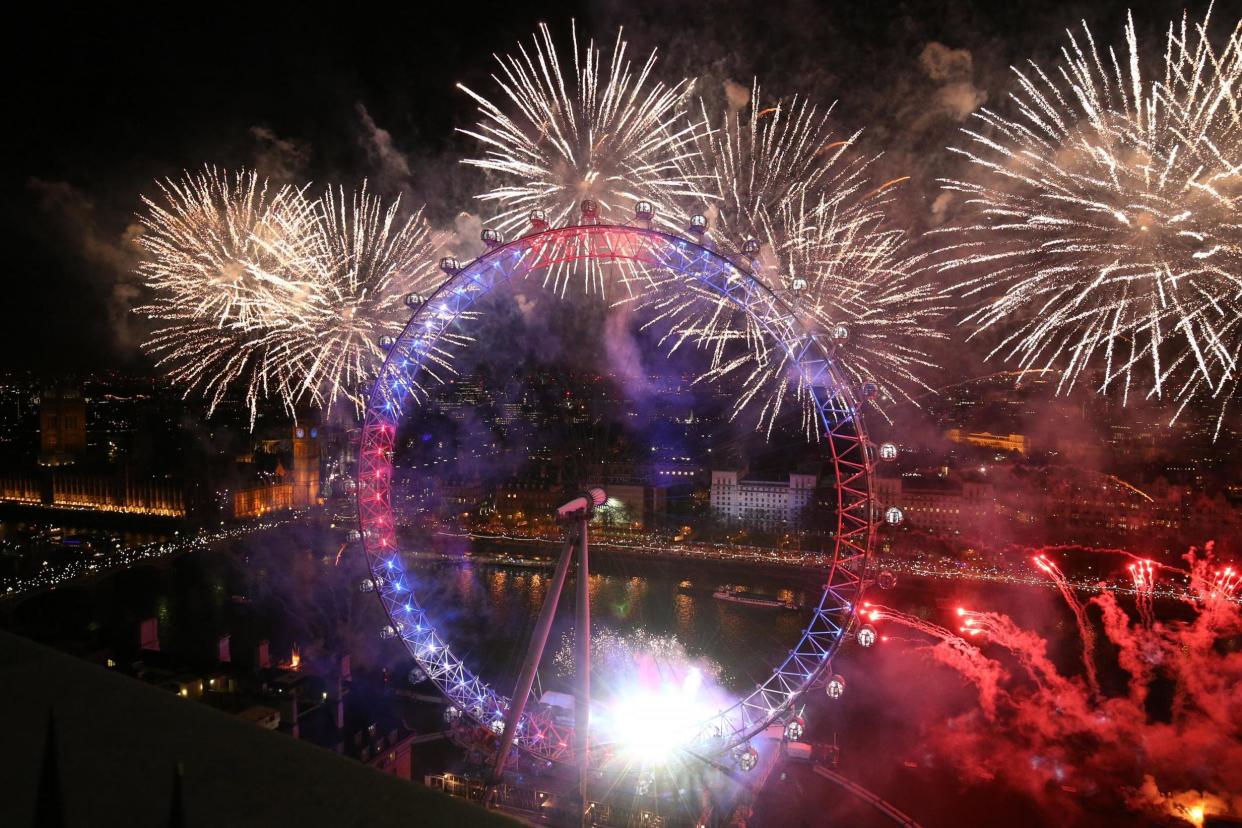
[4,518,1161,827]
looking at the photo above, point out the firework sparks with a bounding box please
[458,21,707,293]
[1033,553,1100,692]
[1208,565,1240,601]
[144,69,942,439]
[137,167,321,424]
[292,183,444,413]
[683,83,945,404]
[552,627,724,686]
[769,194,947,408]
[644,83,943,432]
[678,81,859,258]
[864,602,967,643]
[660,197,945,428]
[1128,557,1157,626]
[137,170,442,424]
[1185,541,1242,613]
[938,8,1242,430]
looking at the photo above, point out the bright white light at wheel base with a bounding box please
[602,668,717,764]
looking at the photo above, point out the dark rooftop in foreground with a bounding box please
[0,629,518,828]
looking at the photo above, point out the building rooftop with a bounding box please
[0,629,517,828]
[877,473,964,494]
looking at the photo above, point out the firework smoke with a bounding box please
[863,602,1007,717]
[874,543,1242,825]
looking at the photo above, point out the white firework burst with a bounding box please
[771,192,947,409]
[682,81,863,256]
[458,22,708,292]
[136,170,444,425]
[937,8,1242,425]
[289,183,444,413]
[643,85,942,432]
[136,167,321,423]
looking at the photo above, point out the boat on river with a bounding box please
[713,585,797,609]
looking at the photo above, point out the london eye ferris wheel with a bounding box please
[355,204,882,783]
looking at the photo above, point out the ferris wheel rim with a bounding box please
[355,222,875,767]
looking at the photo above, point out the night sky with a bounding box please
[4,0,1208,372]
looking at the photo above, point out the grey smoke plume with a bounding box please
[919,42,987,121]
[249,126,311,183]
[723,78,750,111]
[28,177,146,352]
[355,103,414,196]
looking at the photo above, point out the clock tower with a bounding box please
[290,425,320,508]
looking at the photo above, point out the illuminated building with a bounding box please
[439,479,484,516]
[438,377,488,424]
[48,472,186,517]
[944,429,1028,455]
[654,461,702,482]
[229,426,321,518]
[602,482,666,517]
[710,469,818,527]
[0,470,185,517]
[495,480,561,518]
[0,474,41,505]
[1013,475,1242,544]
[349,724,419,781]
[874,473,994,535]
[39,387,86,466]
[232,482,293,519]
[290,425,321,508]
[583,481,667,527]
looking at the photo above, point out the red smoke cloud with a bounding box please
[874,544,1242,825]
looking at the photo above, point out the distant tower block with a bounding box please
[290,425,321,508]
